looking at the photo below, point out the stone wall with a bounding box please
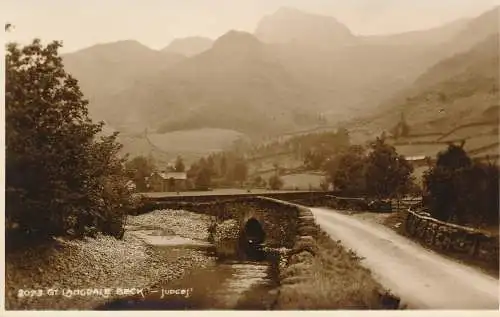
[289,195,370,211]
[273,201,401,309]
[405,209,499,265]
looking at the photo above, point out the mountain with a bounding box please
[251,8,494,123]
[357,33,499,138]
[62,40,186,123]
[344,6,499,141]
[359,18,469,47]
[451,6,499,51]
[61,6,499,145]
[96,31,320,136]
[162,36,213,57]
[255,7,355,48]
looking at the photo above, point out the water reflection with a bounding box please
[96,228,279,310]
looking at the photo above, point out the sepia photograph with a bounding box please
[2,0,500,313]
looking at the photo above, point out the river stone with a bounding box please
[298,209,313,216]
[298,221,315,227]
[295,235,316,245]
[288,250,315,265]
[268,289,279,296]
[282,262,314,279]
[281,275,310,285]
[297,225,318,236]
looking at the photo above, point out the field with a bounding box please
[118,128,246,166]
[147,128,245,153]
[281,173,325,190]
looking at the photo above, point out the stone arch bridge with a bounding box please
[137,192,327,249]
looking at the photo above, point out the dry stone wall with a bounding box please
[405,209,499,265]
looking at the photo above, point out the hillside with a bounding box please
[117,128,245,167]
[252,7,478,122]
[255,6,355,47]
[96,30,321,136]
[359,18,469,46]
[348,7,499,142]
[162,36,213,57]
[59,6,499,163]
[365,34,499,136]
[62,40,186,126]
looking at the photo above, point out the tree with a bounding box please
[125,155,155,192]
[304,149,327,170]
[336,127,350,150]
[329,145,367,195]
[220,154,227,177]
[268,174,284,190]
[195,166,212,190]
[174,155,185,172]
[391,113,410,138]
[232,159,248,187]
[423,143,470,222]
[319,177,330,191]
[436,141,471,170]
[252,175,264,187]
[364,138,414,199]
[5,39,131,241]
[423,143,498,226]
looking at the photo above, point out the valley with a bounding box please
[58,6,499,173]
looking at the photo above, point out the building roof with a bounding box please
[151,171,187,180]
[395,143,448,158]
[125,180,137,188]
[405,155,427,161]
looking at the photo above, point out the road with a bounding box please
[310,207,499,310]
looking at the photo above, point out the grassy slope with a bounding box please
[118,128,245,167]
[354,33,499,141]
[277,229,397,309]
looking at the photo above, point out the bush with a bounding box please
[5,39,132,242]
[423,144,499,226]
[268,174,284,190]
[326,145,367,195]
[364,138,414,199]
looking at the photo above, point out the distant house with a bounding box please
[125,180,137,191]
[404,155,429,168]
[148,171,187,192]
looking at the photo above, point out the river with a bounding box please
[96,227,281,310]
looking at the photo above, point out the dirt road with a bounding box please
[310,207,499,310]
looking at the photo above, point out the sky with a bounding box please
[2,0,500,53]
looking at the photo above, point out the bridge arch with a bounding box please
[241,217,266,245]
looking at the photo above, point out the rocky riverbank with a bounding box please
[5,209,214,310]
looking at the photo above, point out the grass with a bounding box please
[383,211,499,278]
[281,173,324,190]
[147,128,244,153]
[276,229,400,310]
[118,128,245,166]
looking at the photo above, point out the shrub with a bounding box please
[364,138,414,199]
[268,174,284,190]
[423,144,499,226]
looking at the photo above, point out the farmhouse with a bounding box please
[148,171,187,192]
[125,180,137,191]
